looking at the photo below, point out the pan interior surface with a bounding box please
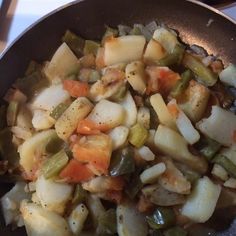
[0,0,235,235]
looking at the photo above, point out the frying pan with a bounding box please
[0,0,235,235]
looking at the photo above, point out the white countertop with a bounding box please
[0,0,236,53]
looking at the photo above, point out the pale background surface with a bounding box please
[0,0,236,54]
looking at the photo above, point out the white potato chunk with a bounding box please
[220,145,236,165]
[68,204,89,235]
[145,129,156,148]
[88,99,125,130]
[82,176,122,193]
[150,93,176,130]
[182,176,221,223]
[101,63,127,75]
[55,97,93,140]
[143,39,166,62]
[211,164,228,181]
[32,110,55,130]
[140,163,166,184]
[117,202,148,236]
[159,158,191,194]
[89,68,125,102]
[1,182,30,226]
[32,84,70,111]
[11,126,32,140]
[137,107,150,129]
[125,61,146,94]
[16,105,33,131]
[20,201,72,236]
[45,42,79,81]
[153,27,179,53]
[36,175,73,214]
[167,99,200,144]
[104,35,146,65]
[197,106,236,146]
[179,80,210,122]
[219,64,236,88]
[154,125,207,173]
[119,92,137,127]
[19,129,57,174]
[108,126,129,150]
[137,146,155,161]
[224,178,236,189]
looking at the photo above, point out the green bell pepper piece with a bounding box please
[146,207,176,230]
[109,147,135,176]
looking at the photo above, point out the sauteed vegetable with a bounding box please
[1,21,236,236]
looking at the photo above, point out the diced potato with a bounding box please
[31,193,41,205]
[153,27,179,53]
[104,35,146,66]
[16,105,33,131]
[220,146,236,165]
[88,99,125,130]
[159,158,191,194]
[140,163,166,184]
[89,68,125,102]
[82,176,123,193]
[32,110,55,130]
[182,176,221,223]
[11,126,32,140]
[55,97,93,140]
[219,64,236,88]
[154,125,207,173]
[137,146,155,161]
[143,39,166,62]
[179,80,210,122]
[145,129,156,149]
[117,202,148,236]
[20,201,72,236]
[119,92,137,127]
[101,63,127,75]
[44,42,79,81]
[168,99,200,144]
[1,182,30,226]
[211,164,228,181]
[19,129,57,174]
[108,126,129,150]
[125,61,146,94]
[224,178,236,189]
[36,175,73,214]
[150,93,176,130]
[197,106,236,146]
[68,204,89,235]
[32,84,70,112]
[137,107,150,129]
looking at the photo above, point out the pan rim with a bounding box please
[0,0,235,60]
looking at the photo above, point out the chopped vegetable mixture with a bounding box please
[1,22,236,236]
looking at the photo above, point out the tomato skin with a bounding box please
[77,119,109,135]
[72,134,112,175]
[63,80,89,98]
[59,159,94,183]
[146,66,180,96]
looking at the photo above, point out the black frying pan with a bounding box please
[0,0,236,235]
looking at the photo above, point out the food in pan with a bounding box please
[1,21,236,236]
